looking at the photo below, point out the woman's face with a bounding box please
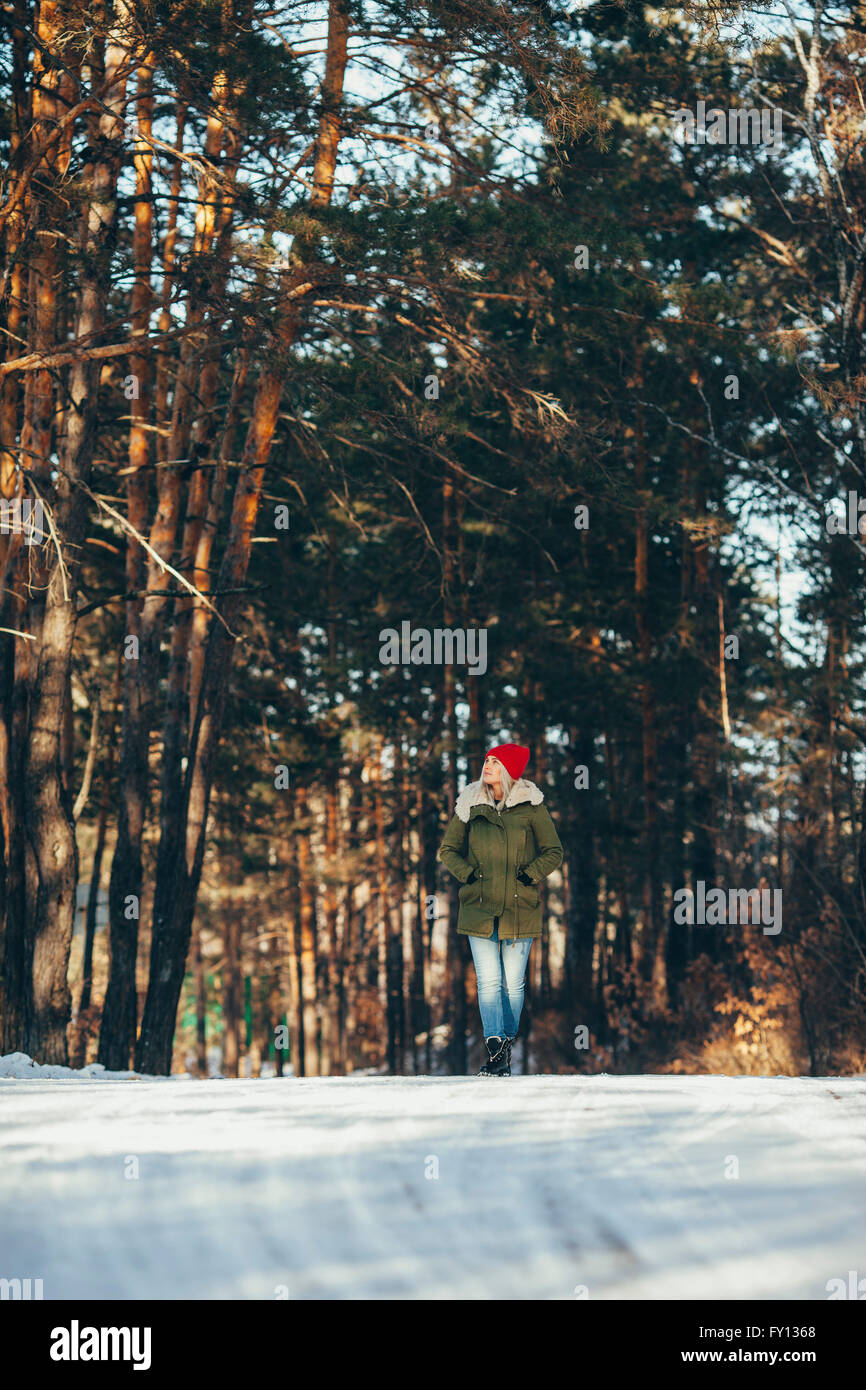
[482,756,502,785]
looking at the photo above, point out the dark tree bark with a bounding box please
[135,0,350,1074]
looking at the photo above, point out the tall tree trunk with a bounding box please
[319,533,340,1072]
[666,456,695,1004]
[373,747,390,1066]
[0,0,64,1054]
[289,821,306,1077]
[193,922,208,1078]
[442,460,466,1073]
[135,0,350,1074]
[321,769,339,1076]
[603,724,631,975]
[296,785,320,1076]
[566,725,596,1031]
[221,912,241,1077]
[691,486,719,958]
[388,739,407,1075]
[10,8,130,1061]
[341,764,363,1070]
[99,58,154,1067]
[632,345,665,1011]
[70,669,118,1069]
[410,781,430,1072]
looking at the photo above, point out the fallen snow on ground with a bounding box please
[2,1061,865,1299]
[0,1051,141,1081]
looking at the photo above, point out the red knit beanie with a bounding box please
[485,743,530,780]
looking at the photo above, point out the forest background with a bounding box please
[2,0,866,1078]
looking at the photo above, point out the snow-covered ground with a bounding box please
[2,1061,865,1299]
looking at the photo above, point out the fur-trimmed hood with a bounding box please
[453,777,545,824]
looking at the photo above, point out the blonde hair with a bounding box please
[491,762,514,808]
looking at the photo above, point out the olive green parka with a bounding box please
[438,777,563,939]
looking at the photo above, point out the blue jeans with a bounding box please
[468,921,533,1039]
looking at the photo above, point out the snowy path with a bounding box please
[2,1074,866,1300]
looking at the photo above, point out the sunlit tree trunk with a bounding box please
[136,0,350,1073]
[100,58,154,1067]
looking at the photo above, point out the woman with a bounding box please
[438,743,563,1076]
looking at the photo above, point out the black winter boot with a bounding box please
[503,1036,514,1074]
[478,1035,509,1077]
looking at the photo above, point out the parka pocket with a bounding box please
[515,875,539,908]
[459,874,481,904]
